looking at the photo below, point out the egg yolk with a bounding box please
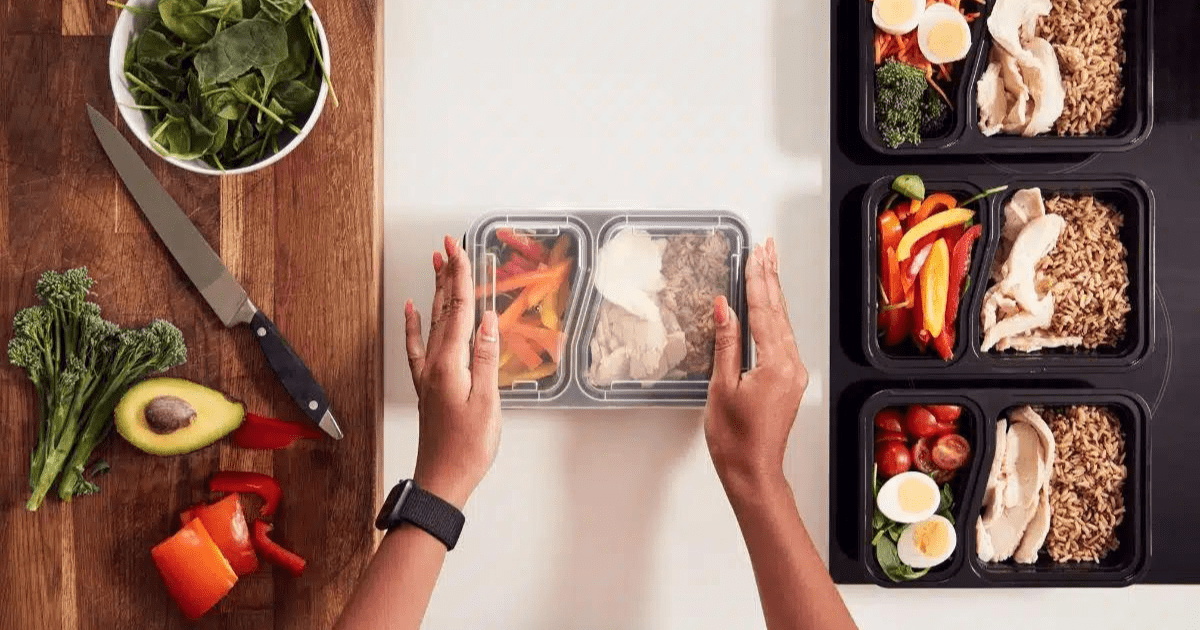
[927,20,967,59]
[898,477,936,514]
[877,0,917,26]
[911,520,951,558]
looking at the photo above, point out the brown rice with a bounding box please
[1038,195,1130,348]
[659,232,731,376]
[1043,405,1127,563]
[1039,0,1127,136]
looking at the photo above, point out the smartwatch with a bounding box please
[374,479,465,550]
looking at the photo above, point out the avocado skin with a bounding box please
[115,378,245,456]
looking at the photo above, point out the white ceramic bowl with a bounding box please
[108,0,331,176]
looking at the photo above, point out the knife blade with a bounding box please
[88,104,343,440]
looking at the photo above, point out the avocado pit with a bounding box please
[144,395,197,435]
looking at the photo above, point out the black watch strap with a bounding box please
[375,480,465,550]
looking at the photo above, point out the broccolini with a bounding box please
[7,269,187,510]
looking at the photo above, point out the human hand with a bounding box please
[404,236,502,509]
[703,237,808,490]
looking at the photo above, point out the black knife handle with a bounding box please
[250,310,330,427]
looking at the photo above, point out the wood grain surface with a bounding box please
[0,1,383,627]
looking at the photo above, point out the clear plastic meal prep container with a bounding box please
[466,209,752,408]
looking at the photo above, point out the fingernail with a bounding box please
[444,235,457,257]
[405,299,414,315]
[480,310,498,340]
[713,297,727,325]
[433,251,444,272]
[755,245,765,267]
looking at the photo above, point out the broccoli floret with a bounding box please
[920,88,950,138]
[875,60,928,149]
[7,268,188,509]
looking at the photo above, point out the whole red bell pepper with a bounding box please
[231,413,325,450]
[180,493,259,576]
[252,521,307,577]
[152,518,238,620]
[210,472,282,518]
[944,224,983,330]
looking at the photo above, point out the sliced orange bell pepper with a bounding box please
[180,493,259,576]
[506,334,544,370]
[907,192,957,229]
[152,518,238,621]
[539,288,559,330]
[508,323,563,362]
[919,238,950,339]
[476,262,568,297]
[498,290,532,331]
[499,361,560,387]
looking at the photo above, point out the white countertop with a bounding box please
[381,2,1195,628]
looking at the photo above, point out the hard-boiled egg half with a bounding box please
[872,0,925,35]
[876,471,940,524]
[918,3,972,64]
[897,515,958,568]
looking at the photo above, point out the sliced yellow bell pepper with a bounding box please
[919,238,950,339]
[897,208,973,261]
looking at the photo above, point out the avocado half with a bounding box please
[115,378,245,456]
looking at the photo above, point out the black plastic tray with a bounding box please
[859,0,1154,155]
[862,174,1155,374]
[858,388,1150,588]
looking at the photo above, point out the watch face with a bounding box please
[375,480,414,530]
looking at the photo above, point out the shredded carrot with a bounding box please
[506,335,544,370]
[498,290,531,331]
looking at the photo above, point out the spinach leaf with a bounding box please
[158,0,215,44]
[260,13,311,94]
[258,0,304,23]
[206,88,244,120]
[135,29,183,70]
[194,18,288,85]
[875,537,903,579]
[204,0,243,21]
[242,0,260,17]
[271,80,316,116]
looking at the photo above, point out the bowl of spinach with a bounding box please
[108,0,336,175]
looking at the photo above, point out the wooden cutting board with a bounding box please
[0,1,382,628]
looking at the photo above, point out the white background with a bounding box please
[380,1,1195,628]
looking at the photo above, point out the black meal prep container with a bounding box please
[467,209,752,409]
[859,389,1150,587]
[862,174,1155,374]
[859,0,1154,155]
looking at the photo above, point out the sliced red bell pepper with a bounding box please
[179,504,203,526]
[252,520,306,577]
[881,307,910,347]
[231,413,325,450]
[883,246,903,304]
[945,224,983,330]
[878,210,903,260]
[210,472,282,518]
[932,327,955,360]
[152,518,238,620]
[495,228,547,263]
[180,493,259,576]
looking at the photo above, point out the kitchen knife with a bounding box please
[87,104,343,440]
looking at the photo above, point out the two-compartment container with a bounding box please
[466,210,751,408]
[855,174,1155,586]
[859,0,1154,155]
[860,389,1150,587]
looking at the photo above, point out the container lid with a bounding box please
[467,209,751,408]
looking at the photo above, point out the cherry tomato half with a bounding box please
[932,434,971,470]
[912,438,937,474]
[874,408,904,434]
[875,429,906,444]
[933,420,959,437]
[905,406,941,438]
[875,441,912,478]
[931,467,957,485]
[927,404,963,424]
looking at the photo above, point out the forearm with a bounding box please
[334,525,448,630]
[721,469,857,630]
